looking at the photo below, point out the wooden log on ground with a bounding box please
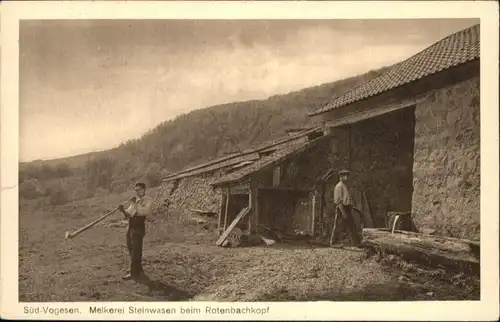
[361,228,480,274]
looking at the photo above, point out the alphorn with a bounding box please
[64,200,132,239]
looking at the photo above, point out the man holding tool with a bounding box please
[118,182,153,281]
[330,170,362,247]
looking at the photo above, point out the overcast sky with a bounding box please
[19,19,478,162]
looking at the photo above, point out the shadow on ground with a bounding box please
[256,281,479,301]
[137,274,192,301]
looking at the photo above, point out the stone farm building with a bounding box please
[157,24,480,244]
[157,127,327,233]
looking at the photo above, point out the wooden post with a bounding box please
[244,179,260,234]
[217,193,225,232]
[311,192,316,236]
[223,188,230,230]
[253,187,259,233]
[248,180,253,209]
[247,193,252,232]
[319,183,325,237]
[248,182,259,232]
[347,124,352,171]
[247,181,253,232]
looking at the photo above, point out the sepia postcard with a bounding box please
[1,1,499,320]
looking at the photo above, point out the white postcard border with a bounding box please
[1,1,499,320]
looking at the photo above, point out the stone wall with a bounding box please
[412,76,480,240]
[156,170,224,218]
[350,108,416,228]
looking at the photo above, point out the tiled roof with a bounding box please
[211,135,327,186]
[309,24,480,116]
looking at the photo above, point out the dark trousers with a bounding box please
[126,228,145,277]
[343,205,362,245]
[332,205,362,245]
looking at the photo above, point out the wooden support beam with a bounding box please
[248,185,253,209]
[247,188,253,232]
[216,207,252,246]
[311,192,316,236]
[347,124,352,171]
[252,186,259,233]
[229,183,250,195]
[319,183,325,236]
[258,187,313,193]
[223,189,230,230]
[322,95,429,129]
[217,194,227,232]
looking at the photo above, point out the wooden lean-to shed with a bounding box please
[210,128,329,245]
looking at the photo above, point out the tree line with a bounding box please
[19,157,164,205]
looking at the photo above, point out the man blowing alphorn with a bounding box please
[118,182,153,281]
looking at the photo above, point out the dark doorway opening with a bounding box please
[349,106,416,228]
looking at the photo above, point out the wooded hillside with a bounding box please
[19,67,387,202]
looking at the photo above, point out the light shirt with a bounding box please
[126,195,153,217]
[334,181,352,206]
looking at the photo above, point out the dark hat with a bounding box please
[135,182,147,189]
[339,170,351,176]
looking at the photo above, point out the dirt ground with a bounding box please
[19,191,480,302]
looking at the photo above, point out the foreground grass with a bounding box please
[19,192,479,302]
